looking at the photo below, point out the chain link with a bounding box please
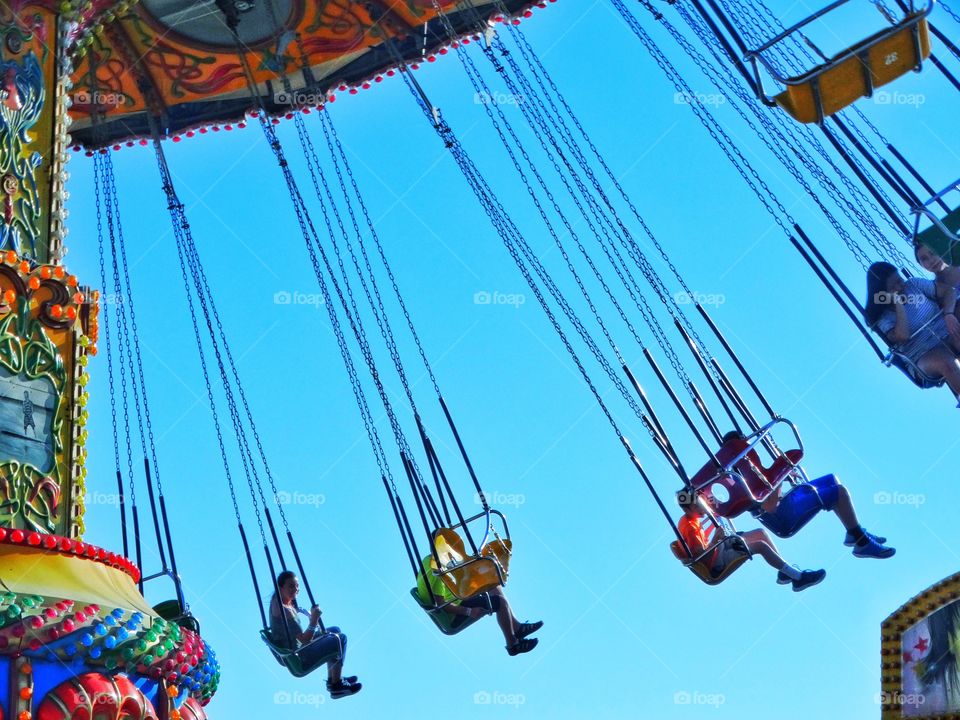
[93,155,125,500]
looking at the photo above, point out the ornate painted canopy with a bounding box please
[67,0,537,148]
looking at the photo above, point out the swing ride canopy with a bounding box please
[68,0,538,148]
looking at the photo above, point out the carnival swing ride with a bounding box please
[0,0,956,715]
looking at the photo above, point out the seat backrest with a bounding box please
[691,438,804,518]
[434,528,468,570]
[152,599,200,634]
[690,438,768,517]
[764,448,805,487]
[432,527,508,600]
[481,538,512,580]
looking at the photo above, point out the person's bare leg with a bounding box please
[488,587,517,645]
[826,483,861,531]
[741,529,789,571]
[490,587,520,625]
[920,349,960,397]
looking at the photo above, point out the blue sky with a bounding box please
[68,1,960,718]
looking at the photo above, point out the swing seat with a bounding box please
[259,629,341,678]
[886,351,946,390]
[480,537,513,576]
[260,630,308,677]
[670,532,751,586]
[152,599,200,633]
[772,17,931,123]
[915,206,960,266]
[433,527,510,600]
[691,435,804,519]
[409,588,483,636]
[746,0,934,124]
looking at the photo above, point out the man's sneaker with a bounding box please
[327,676,358,690]
[792,569,827,592]
[516,621,543,639]
[776,565,798,585]
[843,530,886,547]
[328,680,362,699]
[853,538,896,559]
[506,637,538,656]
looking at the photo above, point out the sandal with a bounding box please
[506,637,539,656]
[515,621,543,639]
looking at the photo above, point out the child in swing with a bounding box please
[675,490,826,591]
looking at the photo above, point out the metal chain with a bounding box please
[290,110,420,416]
[610,0,797,242]
[427,1,632,369]
[318,110,442,396]
[391,44,664,441]
[102,154,166,496]
[256,117,403,494]
[93,155,124,488]
[729,0,911,236]
[941,0,960,25]
[496,20,727,368]
[154,141,245,528]
[101,155,138,503]
[649,1,874,269]
[398,70,682,528]
[488,17,722,397]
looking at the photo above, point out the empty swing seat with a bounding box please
[747,1,934,125]
[690,436,804,519]
[153,599,200,633]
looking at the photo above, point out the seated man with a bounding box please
[269,571,361,699]
[717,430,896,560]
[752,472,895,561]
[415,553,542,656]
[677,491,826,591]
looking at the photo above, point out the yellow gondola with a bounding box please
[431,511,512,600]
[746,0,934,124]
[411,510,513,634]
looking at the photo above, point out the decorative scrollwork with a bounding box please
[0,52,44,258]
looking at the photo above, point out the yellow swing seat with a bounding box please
[433,526,511,600]
[671,533,752,586]
[747,1,933,124]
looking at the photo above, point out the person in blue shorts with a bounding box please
[734,431,896,565]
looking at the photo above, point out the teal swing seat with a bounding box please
[259,628,342,678]
[916,206,960,266]
[153,599,200,634]
[409,589,483,636]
